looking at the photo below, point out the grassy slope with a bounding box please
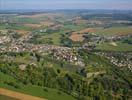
[0,94,18,100]
[0,72,75,100]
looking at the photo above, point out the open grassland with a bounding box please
[96,42,132,51]
[94,26,132,36]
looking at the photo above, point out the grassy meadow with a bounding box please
[96,41,132,51]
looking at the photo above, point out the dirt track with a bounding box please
[0,88,47,100]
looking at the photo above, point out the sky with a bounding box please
[0,0,132,10]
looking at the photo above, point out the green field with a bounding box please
[96,42,132,51]
[13,17,40,24]
[94,26,132,36]
[61,24,87,32]
[0,23,33,31]
[28,32,62,45]
[43,33,61,45]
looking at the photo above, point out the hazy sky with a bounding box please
[1,0,132,10]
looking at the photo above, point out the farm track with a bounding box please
[0,88,47,100]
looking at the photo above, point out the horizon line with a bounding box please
[0,8,132,11]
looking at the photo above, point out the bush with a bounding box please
[57,69,61,74]
[4,81,20,89]
[43,87,48,92]
[57,91,62,95]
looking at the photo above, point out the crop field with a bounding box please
[69,28,95,42]
[94,26,132,36]
[69,26,132,42]
[0,23,33,31]
[13,17,40,24]
[18,13,63,19]
[24,24,42,28]
[40,21,54,27]
[69,33,84,42]
[61,24,87,32]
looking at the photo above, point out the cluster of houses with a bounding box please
[0,41,85,66]
[95,52,132,72]
[52,49,85,67]
[103,34,132,42]
[81,33,132,51]
[0,42,70,53]
[83,33,132,44]
[0,29,85,67]
[0,28,131,70]
[0,30,11,44]
[0,36,11,44]
[80,43,96,51]
[52,49,77,61]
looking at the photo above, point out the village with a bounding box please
[0,32,85,66]
[95,52,132,72]
[0,29,132,68]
